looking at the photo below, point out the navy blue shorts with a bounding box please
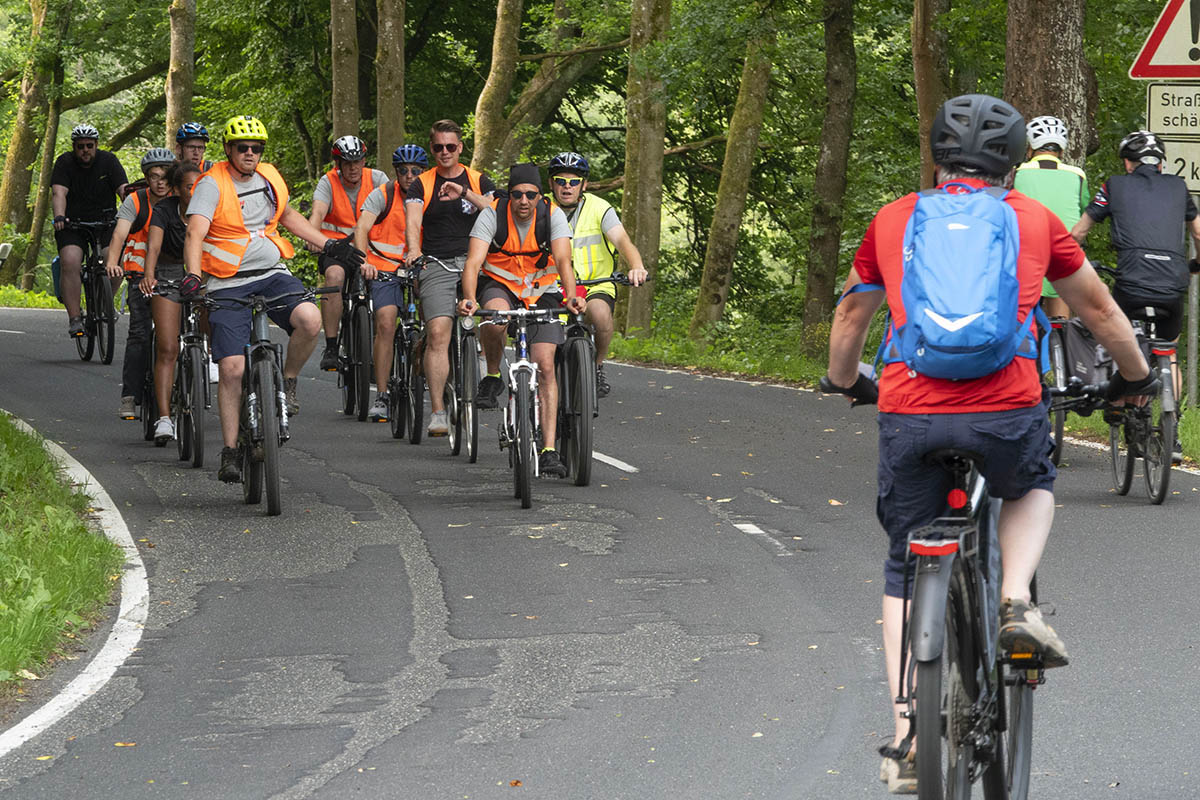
[876,403,1056,598]
[207,273,313,361]
[370,275,408,311]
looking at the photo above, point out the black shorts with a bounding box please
[1112,287,1183,341]
[478,275,565,347]
[585,292,616,313]
[54,224,113,254]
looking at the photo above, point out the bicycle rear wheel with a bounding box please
[97,273,116,365]
[1109,419,1134,495]
[447,337,462,455]
[188,348,206,468]
[339,321,356,416]
[141,333,156,442]
[462,332,480,463]
[914,568,979,800]
[1047,328,1066,466]
[256,360,282,516]
[353,305,372,422]
[1144,365,1175,504]
[174,356,191,462]
[514,370,534,509]
[565,338,595,486]
[389,330,407,439]
[76,278,95,361]
[406,332,424,444]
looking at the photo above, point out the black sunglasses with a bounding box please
[510,190,540,200]
[396,165,424,176]
[74,142,96,150]
[431,143,459,153]
[234,143,264,154]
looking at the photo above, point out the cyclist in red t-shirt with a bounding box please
[823,94,1153,792]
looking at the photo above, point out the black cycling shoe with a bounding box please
[319,344,338,372]
[218,446,242,483]
[596,365,611,398]
[476,375,504,409]
[538,449,568,479]
[68,316,84,337]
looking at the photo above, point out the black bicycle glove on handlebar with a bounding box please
[1105,370,1160,400]
[179,273,202,299]
[1189,258,1200,275]
[322,236,366,269]
[819,373,879,406]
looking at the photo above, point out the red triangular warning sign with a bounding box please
[1131,0,1200,78]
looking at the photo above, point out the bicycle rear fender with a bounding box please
[909,551,959,663]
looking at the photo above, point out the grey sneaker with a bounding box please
[369,394,389,422]
[68,316,85,337]
[153,416,175,446]
[118,396,137,420]
[878,746,916,794]
[999,598,1069,668]
[427,409,448,436]
[283,377,299,416]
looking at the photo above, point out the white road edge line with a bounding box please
[592,450,640,473]
[0,414,148,757]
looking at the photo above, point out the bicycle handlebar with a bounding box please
[474,307,561,322]
[204,286,338,310]
[575,271,632,288]
[1049,377,1109,398]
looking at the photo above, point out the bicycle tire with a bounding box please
[353,305,372,421]
[914,568,978,800]
[241,401,263,506]
[447,336,462,455]
[389,330,407,439]
[257,360,282,516]
[567,338,596,486]
[175,355,191,462]
[462,332,480,463]
[514,370,534,509]
[1109,420,1134,495]
[142,331,157,442]
[97,273,116,365]
[339,321,356,415]
[189,348,206,468]
[406,332,425,444]
[1144,372,1175,504]
[77,274,95,361]
[1047,329,1066,466]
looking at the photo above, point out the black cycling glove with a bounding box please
[819,373,879,407]
[322,236,366,269]
[179,273,203,299]
[1189,258,1200,275]
[1105,370,1160,400]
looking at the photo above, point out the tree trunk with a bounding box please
[164,0,196,146]
[293,109,319,182]
[330,0,360,140]
[912,0,949,189]
[1004,0,1087,166]
[687,24,774,340]
[19,58,63,290]
[376,0,405,161]
[800,0,856,333]
[620,0,671,337]
[471,0,523,174]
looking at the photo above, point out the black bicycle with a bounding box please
[336,267,374,421]
[170,286,211,467]
[447,312,480,460]
[374,269,425,442]
[67,219,117,364]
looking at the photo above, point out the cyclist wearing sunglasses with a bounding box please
[457,163,584,478]
[353,144,430,421]
[547,151,648,398]
[184,115,365,484]
[310,135,389,371]
[404,119,496,436]
[52,123,129,337]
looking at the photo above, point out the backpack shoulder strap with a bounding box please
[131,189,151,233]
[489,197,511,252]
[377,181,396,224]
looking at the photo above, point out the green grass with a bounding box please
[0,415,124,684]
[0,286,60,309]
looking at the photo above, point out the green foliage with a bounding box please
[0,286,58,308]
[0,415,123,683]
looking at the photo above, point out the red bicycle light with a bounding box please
[947,488,968,509]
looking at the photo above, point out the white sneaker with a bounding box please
[208,360,219,383]
[427,409,448,436]
[153,416,175,446]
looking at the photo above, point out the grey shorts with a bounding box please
[153,262,186,302]
[478,275,565,347]
[417,255,464,320]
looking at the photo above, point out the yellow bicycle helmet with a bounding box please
[222,115,269,143]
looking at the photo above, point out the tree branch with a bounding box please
[61,59,169,111]
[0,66,18,85]
[517,37,630,62]
[587,138,731,193]
[105,94,168,151]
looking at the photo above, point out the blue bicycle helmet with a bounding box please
[548,151,589,177]
[392,144,429,167]
[176,122,209,142]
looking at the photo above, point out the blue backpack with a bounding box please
[880,183,1040,380]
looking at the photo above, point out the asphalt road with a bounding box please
[0,306,1197,799]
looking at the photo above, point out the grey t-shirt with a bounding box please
[189,171,289,290]
[361,182,399,218]
[116,193,139,223]
[469,204,572,247]
[314,169,388,211]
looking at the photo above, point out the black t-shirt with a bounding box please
[149,197,188,263]
[405,168,496,258]
[50,150,127,221]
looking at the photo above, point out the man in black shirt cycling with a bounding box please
[52,124,128,337]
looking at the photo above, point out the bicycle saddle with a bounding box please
[922,448,984,472]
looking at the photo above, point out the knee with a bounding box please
[219,356,243,383]
[159,337,180,360]
[324,266,345,286]
[293,306,322,337]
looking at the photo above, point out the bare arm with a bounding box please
[552,237,585,313]
[354,209,378,279]
[279,205,332,249]
[1190,216,1200,255]
[52,185,68,229]
[184,214,212,279]
[104,219,133,277]
[457,236,489,313]
[1052,263,1149,380]
[306,199,330,253]
[1069,213,1095,246]
[405,200,424,261]
[140,225,165,293]
[605,223,648,285]
[826,272,885,388]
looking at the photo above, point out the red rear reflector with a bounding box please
[947,488,968,509]
[1151,348,1175,357]
[910,540,959,556]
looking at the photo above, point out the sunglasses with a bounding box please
[74,142,96,150]
[552,177,583,188]
[396,165,424,176]
[510,190,540,200]
[234,143,264,154]
[431,143,459,153]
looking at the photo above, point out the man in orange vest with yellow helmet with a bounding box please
[182,115,364,485]
[457,163,585,478]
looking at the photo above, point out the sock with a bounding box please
[487,372,501,379]
[326,337,336,349]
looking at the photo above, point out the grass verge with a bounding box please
[0,414,123,688]
[0,287,59,309]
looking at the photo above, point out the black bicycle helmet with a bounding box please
[1119,130,1166,165]
[176,122,209,142]
[331,135,367,162]
[548,151,590,177]
[930,94,1025,176]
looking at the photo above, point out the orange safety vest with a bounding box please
[120,188,155,275]
[366,182,408,273]
[481,197,558,307]
[199,162,295,279]
[416,165,483,208]
[320,167,376,238]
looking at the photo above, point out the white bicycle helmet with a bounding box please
[71,123,99,141]
[1026,116,1068,152]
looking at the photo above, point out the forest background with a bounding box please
[0,0,1166,379]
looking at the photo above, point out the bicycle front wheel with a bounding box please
[189,348,207,468]
[353,305,372,422]
[389,329,407,439]
[1110,419,1134,495]
[514,370,534,509]
[174,356,192,462]
[565,338,596,486]
[77,278,95,361]
[97,273,116,365]
[256,360,283,516]
[141,332,157,442]
[406,332,425,444]
[1047,328,1066,465]
[339,321,356,416]
[447,337,462,456]
[462,332,480,463]
[241,390,263,506]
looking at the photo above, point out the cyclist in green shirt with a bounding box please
[1012,116,1089,320]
